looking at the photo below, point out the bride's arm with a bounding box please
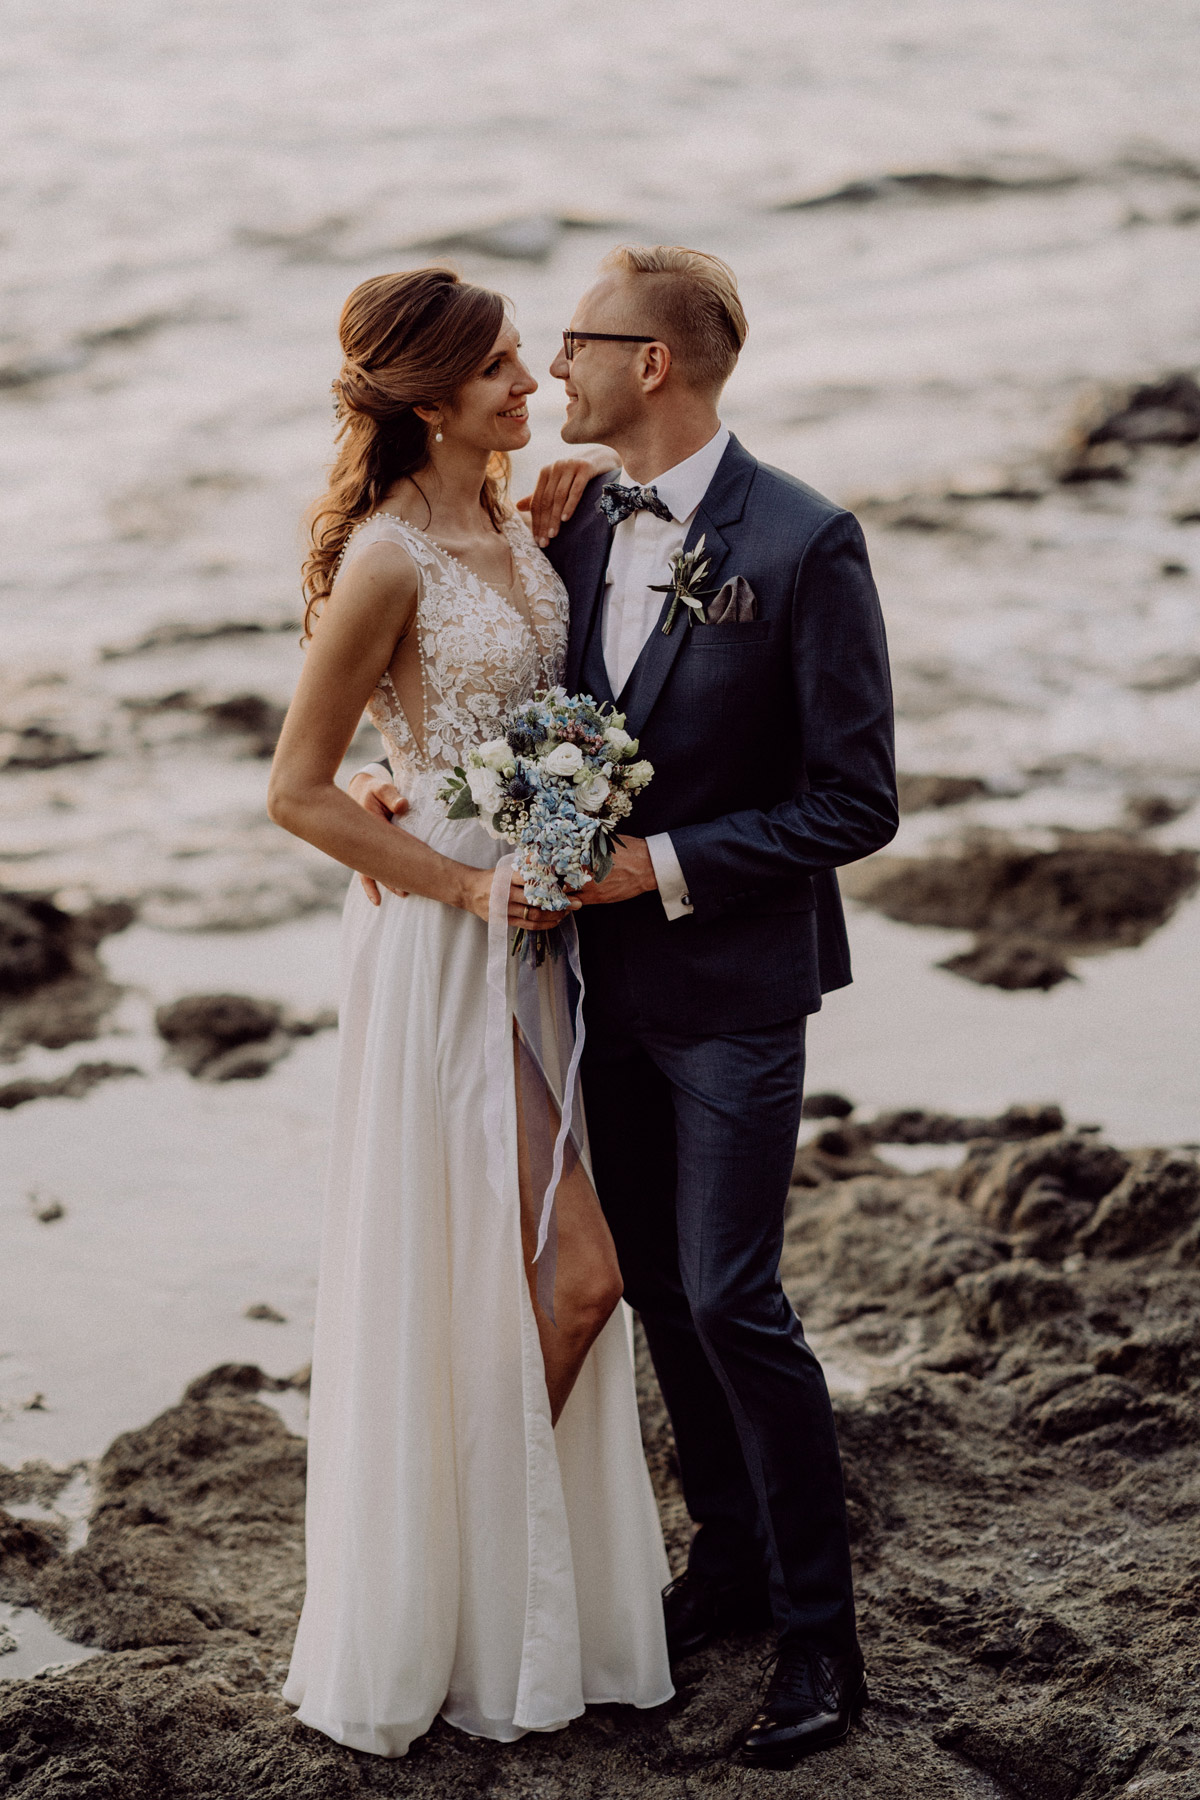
[267,543,567,931]
[517,445,620,547]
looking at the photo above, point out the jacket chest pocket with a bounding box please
[686,620,774,651]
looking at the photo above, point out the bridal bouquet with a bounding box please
[439,688,654,957]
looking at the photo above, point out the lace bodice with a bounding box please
[339,511,568,798]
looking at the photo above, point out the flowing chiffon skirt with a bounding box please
[283,801,673,1755]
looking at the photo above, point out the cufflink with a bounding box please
[681,893,691,906]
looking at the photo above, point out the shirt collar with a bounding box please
[619,424,730,524]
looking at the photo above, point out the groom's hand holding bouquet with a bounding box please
[440,687,654,961]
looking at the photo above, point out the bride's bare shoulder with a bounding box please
[329,532,419,627]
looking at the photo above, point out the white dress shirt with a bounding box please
[357,425,729,923]
[602,424,730,921]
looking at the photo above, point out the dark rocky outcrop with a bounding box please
[0,1061,141,1110]
[0,893,135,1060]
[845,832,1199,989]
[155,995,336,1080]
[1056,372,1200,480]
[896,772,991,814]
[2,1126,1199,1797]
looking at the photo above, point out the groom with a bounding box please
[359,246,896,1767]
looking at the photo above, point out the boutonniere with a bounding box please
[651,536,715,635]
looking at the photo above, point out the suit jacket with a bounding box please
[547,434,897,1036]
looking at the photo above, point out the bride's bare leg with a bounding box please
[514,1037,623,1426]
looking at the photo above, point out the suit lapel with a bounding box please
[563,485,614,694]
[621,436,756,737]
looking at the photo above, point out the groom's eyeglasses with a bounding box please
[561,329,659,363]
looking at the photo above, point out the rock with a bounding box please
[0,893,134,1060]
[0,1061,141,1110]
[1087,373,1200,447]
[956,1260,1080,1336]
[896,772,990,813]
[0,722,104,772]
[100,616,297,660]
[0,895,73,996]
[1095,1322,1200,1391]
[1027,1372,1148,1441]
[416,213,561,261]
[1056,438,1133,482]
[939,933,1077,991]
[910,1226,1006,1295]
[800,1090,855,1119]
[1124,792,1193,828]
[6,1106,1200,1799]
[868,1102,1065,1145]
[1055,373,1200,485]
[1009,1175,1096,1261]
[202,693,287,760]
[183,1364,281,1402]
[30,1392,307,1653]
[1075,1150,1200,1258]
[244,1304,287,1324]
[153,994,336,1080]
[847,834,1199,952]
[957,1132,1130,1231]
[1126,652,1200,693]
[778,164,1081,210]
[155,995,286,1079]
[791,1124,899,1187]
[0,1511,63,1605]
[28,1192,65,1222]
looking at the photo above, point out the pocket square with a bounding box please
[704,576,757,624]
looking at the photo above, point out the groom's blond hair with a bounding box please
[601,245,747,394]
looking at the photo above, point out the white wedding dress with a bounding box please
[283,511,673,1756]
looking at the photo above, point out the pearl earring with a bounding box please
[434,421,443,443]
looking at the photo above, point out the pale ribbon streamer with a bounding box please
[484,855,588,1320]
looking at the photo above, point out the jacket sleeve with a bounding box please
[668,510,898,920]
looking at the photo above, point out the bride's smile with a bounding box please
[433,321,538,454]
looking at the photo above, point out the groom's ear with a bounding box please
[638,342,672,395]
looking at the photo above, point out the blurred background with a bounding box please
[2,0,1199,1478]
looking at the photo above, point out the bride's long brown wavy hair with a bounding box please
[303,268,511,638]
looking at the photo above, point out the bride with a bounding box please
[268,267,673,1755]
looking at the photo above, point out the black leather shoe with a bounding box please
[736,1642,867,1767]
[662,1570,773,1662]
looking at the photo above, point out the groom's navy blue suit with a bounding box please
[547,434,897,1653]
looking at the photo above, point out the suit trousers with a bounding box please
[580,1008,857,1654]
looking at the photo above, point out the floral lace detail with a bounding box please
[339,512,568,798]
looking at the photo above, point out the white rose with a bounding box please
[573,771,610,814]
[542,741,584,778]
[603,726,635,758]
[466,764,505,813]
[624,759,654,790]
[476,736,515,774]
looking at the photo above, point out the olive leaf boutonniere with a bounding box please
[651,536,715,635]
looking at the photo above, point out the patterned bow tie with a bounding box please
[597,481,674,527]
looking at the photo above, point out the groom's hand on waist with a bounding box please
[348,770,410,906]
[580,837,657,906]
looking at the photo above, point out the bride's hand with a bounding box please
[517,447,621,548]
[462,869,577,931]
[348,771,410,905]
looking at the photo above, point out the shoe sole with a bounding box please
[735,1678,868,1769]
